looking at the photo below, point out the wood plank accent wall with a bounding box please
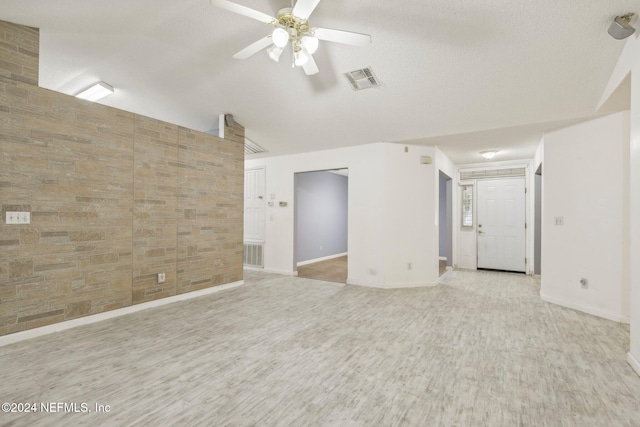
[0,20,244,336]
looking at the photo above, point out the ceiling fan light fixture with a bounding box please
[301,35,319,54]
[272,27,289,47]
[267,45,284,62]
[294,49,309,66]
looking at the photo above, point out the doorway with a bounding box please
[534,164,542,275]
[439,171,453,276]
[477,178,526,273]
[294,169,348,283]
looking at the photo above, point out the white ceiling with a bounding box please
[0,0,636,164]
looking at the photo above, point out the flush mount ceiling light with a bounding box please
[211,0,371,76]
[480,150,498,160]
[608,13,636,40]
[75,82,114,102]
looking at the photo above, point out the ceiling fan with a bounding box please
[211,0,371,75]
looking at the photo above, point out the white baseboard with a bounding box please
[262,268,298,276]
[0,280,244,348]
[540,292,625,323]
[243,266,265,272]
[297,252,348,267]
[621,316,631,325]
[347,279,437,289]
[628,352,640,377]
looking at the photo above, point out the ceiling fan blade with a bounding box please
[211,0,275,24]
[292,0,321,20]
[303,54,319,75]
[233,36,273,59]
[314,27,371,46]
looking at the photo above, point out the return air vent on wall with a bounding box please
[243,243,264,267]
[460,167,526,181]
[345,67,381,90]
[245,137,268,156]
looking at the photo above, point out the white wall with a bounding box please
[598,31,640,376]
[246,143,455,288]
[541,111,630,323]
[631,48,640,374]
[382,144,438,286]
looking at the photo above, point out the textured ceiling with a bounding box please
[0,0,636,164]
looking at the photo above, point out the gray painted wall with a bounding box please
[439,174,447,258]
[295,171,348,264]
[535,172,542,275]
[446,178,453,266]
[439,172,453,264]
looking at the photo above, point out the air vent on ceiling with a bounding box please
[245,137,268,156]
[345,67,381,91]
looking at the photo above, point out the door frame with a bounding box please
[293,168,349,278]
[455,162,533,274]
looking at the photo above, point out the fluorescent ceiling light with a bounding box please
[76,82,114,102]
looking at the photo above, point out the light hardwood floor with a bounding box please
[297,256,348,283]
[1,270,639,426]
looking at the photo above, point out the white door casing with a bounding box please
[244,167,265,242]
[477,178,526,272]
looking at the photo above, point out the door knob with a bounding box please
[478,230,484,234]
[258,195,263,199]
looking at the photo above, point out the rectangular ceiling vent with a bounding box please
[460,167,526,181]
[345,67,381,91]
[245,137,268,156]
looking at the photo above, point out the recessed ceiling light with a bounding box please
[76,82,114,102]
[480,150,498,159]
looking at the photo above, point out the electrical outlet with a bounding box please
[320,245,323,251]
[5,211,31,224]
[407,262,412,270]
[555,216,564,226]
[158,272,166,283]
[580,278,588,289]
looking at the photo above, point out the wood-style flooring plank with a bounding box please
[0,270,639,426]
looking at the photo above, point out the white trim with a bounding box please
[262,268,298,276]
[0,280,244,348]
[439,256,447,261]
[620,316,631,325]
[297,252,348,267]
[540,292,625,323]
[628,352,640,377]
[347,280,438,289]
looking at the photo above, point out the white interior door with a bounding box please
[477,178,526,272]
[244,167,265,242]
